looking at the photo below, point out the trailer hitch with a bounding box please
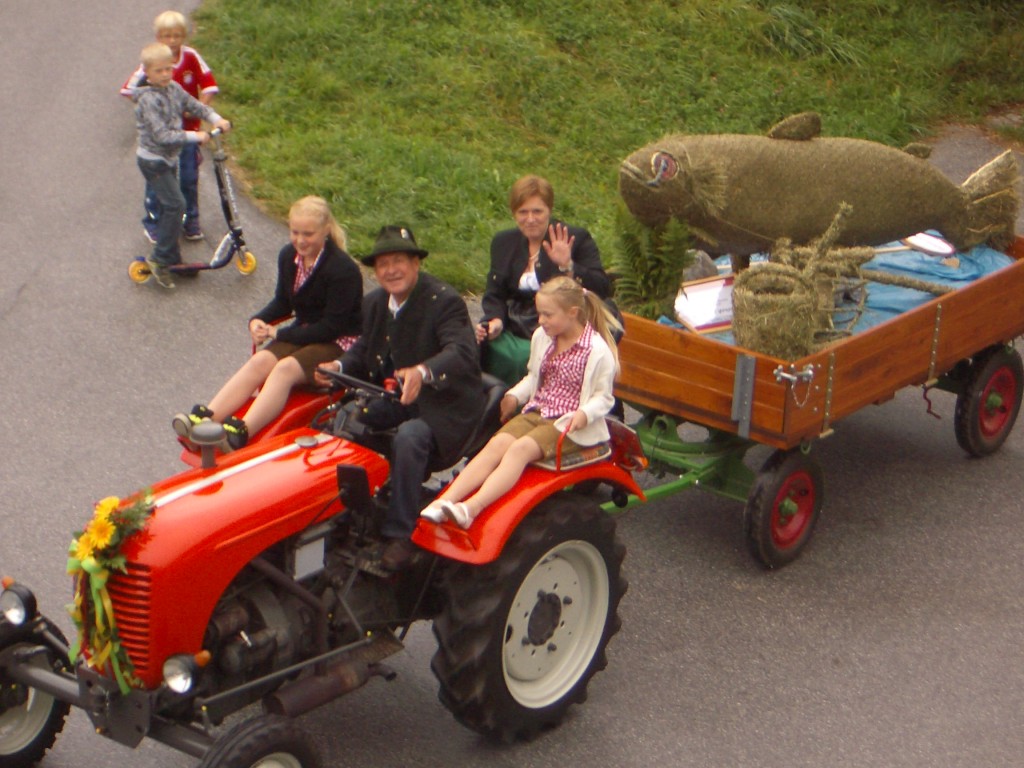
[773,364,816,408]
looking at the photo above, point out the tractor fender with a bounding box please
[412,462,644,565]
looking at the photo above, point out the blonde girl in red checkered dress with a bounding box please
[421,276,621,529]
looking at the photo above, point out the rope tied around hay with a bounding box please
[732,203,957,359]
[733,204,859,359]
[733,262,819,359]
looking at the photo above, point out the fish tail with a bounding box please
[958,149,1019,250]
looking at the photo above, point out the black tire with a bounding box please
[954,346,1023,458]
[0,626,72,768]
[197,715,320,768]
[744,449,824,569]
[431,493,627,742]
[571,479,602,496]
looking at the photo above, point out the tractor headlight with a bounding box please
[162,654,199,694]
[0,583,36,626]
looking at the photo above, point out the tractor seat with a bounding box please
[533,441,611,471]
[532,417,643,471]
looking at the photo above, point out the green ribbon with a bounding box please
[66,549,139,695]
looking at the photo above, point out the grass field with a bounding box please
[192,0,1024,291]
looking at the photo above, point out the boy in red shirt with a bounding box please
[122,10,219,243]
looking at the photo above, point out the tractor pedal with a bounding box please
[354,549,393,579]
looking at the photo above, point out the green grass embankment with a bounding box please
[193,0,1024,291]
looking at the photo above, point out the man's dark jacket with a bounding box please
[341,272,484,461]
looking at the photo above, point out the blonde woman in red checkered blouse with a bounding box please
[421,276,621,529]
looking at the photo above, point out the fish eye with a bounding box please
[650,152,679,182]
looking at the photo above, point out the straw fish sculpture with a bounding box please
[619,112,1019,256]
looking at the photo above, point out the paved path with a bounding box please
[1,2,1023,766]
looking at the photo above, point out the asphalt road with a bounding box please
[2,2,1023,767]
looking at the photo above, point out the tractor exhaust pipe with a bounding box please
[263,631,404,718]
[262,659,384,718]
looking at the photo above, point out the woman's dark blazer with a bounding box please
[252,238,363,347]
[481,222,610,338]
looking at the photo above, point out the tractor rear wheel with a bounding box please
[431,493,626,742]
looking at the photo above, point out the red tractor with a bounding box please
[0,371,646,767]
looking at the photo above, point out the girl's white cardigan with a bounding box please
[506,326,617,446]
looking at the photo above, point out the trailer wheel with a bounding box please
[0,628,72,768]
[236,251,257,276]
[954,346,1023,457]
[744,448,823,569]
[431,493,626,742]
[197,715,320,768]
[127,259,151,283]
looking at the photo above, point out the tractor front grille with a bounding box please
[106,563,154,678]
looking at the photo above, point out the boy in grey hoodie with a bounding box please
[134,42,230,288]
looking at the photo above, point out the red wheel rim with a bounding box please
[770,470,815,549]
[979,365,1017,438]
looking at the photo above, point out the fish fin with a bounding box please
[902,143,932,159]
[958,149,1019,250]
[687,224,719,249]
[685,157,728,219]
[767,112,822,141]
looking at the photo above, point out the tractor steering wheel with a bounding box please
[315,367,400,401]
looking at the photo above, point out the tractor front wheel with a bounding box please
[0,627,72,768]
[197,715,320,768]
[954,345,1023,457]
[431,493,626,742]
[744,448,823,569]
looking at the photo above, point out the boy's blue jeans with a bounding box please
[138,157,184,266]
[143,145,200,227]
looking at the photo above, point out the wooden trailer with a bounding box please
[611,237,1024,566]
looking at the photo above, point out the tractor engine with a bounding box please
[203,575,314,691]
[198,518,404,713]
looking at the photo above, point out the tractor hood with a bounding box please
[108,429,389,687]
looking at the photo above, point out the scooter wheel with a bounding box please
[128,259,151,284]
[236,251,257,275]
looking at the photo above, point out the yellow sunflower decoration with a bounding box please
[67,492,155,693]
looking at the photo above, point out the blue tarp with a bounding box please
[849,244,1011,331]
[659,240,1014,346]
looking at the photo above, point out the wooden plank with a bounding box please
[933,263,1024,368]
[616,315,798,447]
[811,255,1024,426]
[617,357,788,432]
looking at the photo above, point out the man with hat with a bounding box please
[317,225,485,571]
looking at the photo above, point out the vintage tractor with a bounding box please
[0,372,646,767]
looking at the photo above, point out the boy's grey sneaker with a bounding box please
[146,258,176,289]
[143,221,158,244]
[183,219,204,241]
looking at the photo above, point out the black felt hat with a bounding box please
[359,225,429,266]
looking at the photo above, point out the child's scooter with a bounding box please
[128,127,256,283]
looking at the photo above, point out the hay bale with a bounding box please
[732,264,817,359]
